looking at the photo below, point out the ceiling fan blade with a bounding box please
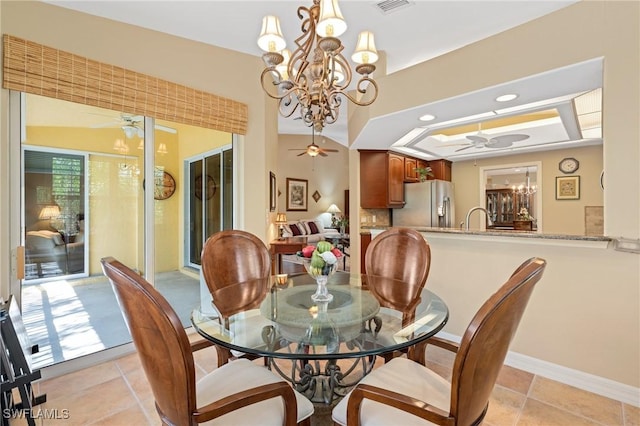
[322,149,339,152]
[466,135,488,143]
[297,152,307,157]
[490,134,530,144]
[455,145,475,152]
[486,139,513,149]
[318,152,328,157]
[90,121,120,129]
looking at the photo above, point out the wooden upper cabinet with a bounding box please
[404,156,418,182]
[428,159,452,181]
[359,150,406,208]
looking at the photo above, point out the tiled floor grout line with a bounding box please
[113,359,155,426]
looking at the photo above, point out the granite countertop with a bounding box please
[360,225,611,242]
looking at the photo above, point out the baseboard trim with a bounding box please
[436,331,640,407]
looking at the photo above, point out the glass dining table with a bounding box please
[191,271,449,404]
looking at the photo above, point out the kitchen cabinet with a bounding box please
[404,156,418,182]
[359,150,405,208]
[427,159,452,181]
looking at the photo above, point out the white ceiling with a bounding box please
[43,0,601,161]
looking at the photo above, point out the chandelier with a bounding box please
[513,169,537,196]
[258,0,379,132]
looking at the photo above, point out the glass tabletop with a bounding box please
[191,271,449,360]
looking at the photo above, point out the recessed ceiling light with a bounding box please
[419,114,436,122]
[496,94,518,102]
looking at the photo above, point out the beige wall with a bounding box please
[277,134,349,226]
[452,145,603,235]
[348,1,639,391]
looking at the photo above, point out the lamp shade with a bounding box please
[316,0,347,38]
[327,204,341,214]
[275,213,288,224]
[258,15,286,53]
[39,204,60,220]
[352,31,378,64]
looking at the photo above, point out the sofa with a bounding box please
[281,219,341,243]
[25,229,84,277]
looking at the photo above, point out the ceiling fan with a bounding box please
[91,113,177,138]
[289,129,339,157]
[454,124,529,152]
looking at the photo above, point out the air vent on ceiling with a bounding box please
[375,0,413,14]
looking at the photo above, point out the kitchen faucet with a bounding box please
[465,207,494,231]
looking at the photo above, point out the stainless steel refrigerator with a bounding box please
[393,180,456,228]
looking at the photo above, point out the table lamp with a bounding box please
[327,204,341,227]
[275,212,287,238]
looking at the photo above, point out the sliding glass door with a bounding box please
[13,92,235,368]
[186,146,233,267]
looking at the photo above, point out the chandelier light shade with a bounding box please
[258,16,286,53]
[258,0,379,132]
[316,0,347,38]
[352,31,378,65]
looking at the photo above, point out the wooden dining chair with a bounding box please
[201,230,271,321]
[201,229,273,365]
[101,257,314,426]
[364,227,431,361]
[364,227,432,322]
[332,257,546,426]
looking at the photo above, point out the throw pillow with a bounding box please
[289,223,302,236]
[307,221,320,234]
[300,221,312,234]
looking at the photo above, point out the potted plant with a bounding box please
[414,166,434,182]
[336,217,349,235]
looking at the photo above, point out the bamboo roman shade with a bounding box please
[3,35,248,134]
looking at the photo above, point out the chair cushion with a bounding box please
[332,357,451,426]
[197,358,314,426]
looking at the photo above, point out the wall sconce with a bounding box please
[275,212,288,238]
[327,204,341,227]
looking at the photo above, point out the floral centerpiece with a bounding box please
[297,241,343,302]
[517,207,532,221]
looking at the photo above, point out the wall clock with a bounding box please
[195,174,217,200]
[154,171,176,200]
[559,157,579,174]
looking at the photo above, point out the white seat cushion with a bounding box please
[332,357,451,426]
[197,358,314,425]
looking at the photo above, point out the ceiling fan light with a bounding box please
[419,113,436,122]
[122,125,137,139]
[258,15,286,53]
[316,0,347,38]
[352,31,378,64]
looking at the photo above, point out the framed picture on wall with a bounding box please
[269,172,276,212]
[286,178,308,211]
[556,176,580,200]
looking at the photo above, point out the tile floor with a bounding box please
[8,338,639,426]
